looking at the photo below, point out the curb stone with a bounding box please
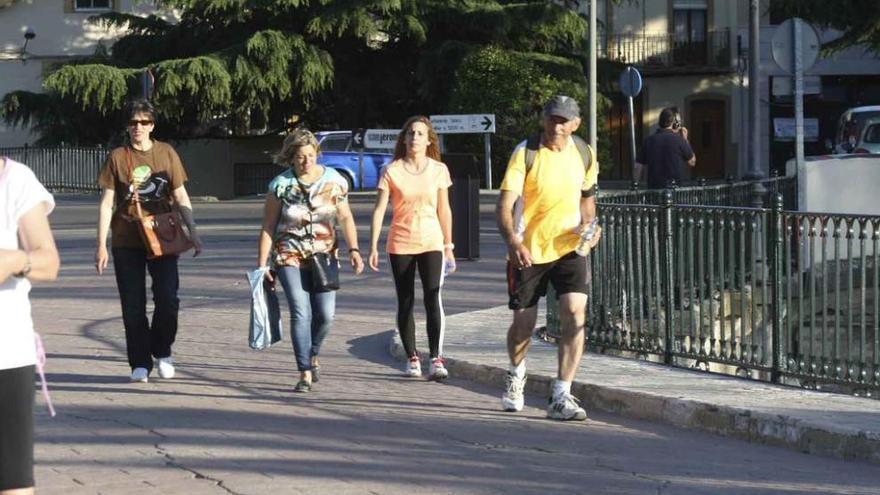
[387,328,880,465]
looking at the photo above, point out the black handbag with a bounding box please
[297,177,340,292]
[306,251,340,292]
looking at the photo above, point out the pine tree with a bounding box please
[2,0,599,144]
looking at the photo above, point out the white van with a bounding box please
[833,105,880,153]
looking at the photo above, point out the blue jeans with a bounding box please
[277,265,336,372]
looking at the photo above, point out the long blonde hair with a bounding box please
[392,116,441,161]
[274,128,320,167]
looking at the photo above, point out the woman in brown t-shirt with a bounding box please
[94,99,203,383]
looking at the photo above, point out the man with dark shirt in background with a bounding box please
[636,107,696,189]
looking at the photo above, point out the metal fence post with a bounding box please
[661,188,675,364]
[770,192,784,383]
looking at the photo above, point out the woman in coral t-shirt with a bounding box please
[369,116,455,381]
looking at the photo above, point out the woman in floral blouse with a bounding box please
[257,129,363,392]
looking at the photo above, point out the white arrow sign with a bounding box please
[430,114,496,134]
[364,129,401,150]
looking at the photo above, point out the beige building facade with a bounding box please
[0,0,175,147]
[590,0,742,181]
[580,0,880,180]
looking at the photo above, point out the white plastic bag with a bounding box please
[247,267,282,350]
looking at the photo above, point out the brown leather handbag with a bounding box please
[134,198,193,259]
[127,148,193,259]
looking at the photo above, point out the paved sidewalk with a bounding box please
[27,195,880,495]
[390,305,880,465]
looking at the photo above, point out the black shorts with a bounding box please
[0,365,35,491]
[507,251,590,310]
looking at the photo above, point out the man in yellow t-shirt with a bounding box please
[495,95,600,421]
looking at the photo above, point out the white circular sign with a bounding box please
[771,18,820,74]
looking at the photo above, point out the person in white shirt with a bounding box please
[0,156,59,495]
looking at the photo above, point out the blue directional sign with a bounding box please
[619,66,643,98]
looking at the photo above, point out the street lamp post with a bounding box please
[588,0,597,151]
[745,0,764,181]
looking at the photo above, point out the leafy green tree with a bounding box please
[447,45,613,186]
[1,0,610,164]
[771,0,880,54]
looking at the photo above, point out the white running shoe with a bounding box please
[501,372,526,412]
[547,392,587,421]
[429,357,449,381]
[157,357,175,379]
[405,356,421,377]
[130,367,149,383]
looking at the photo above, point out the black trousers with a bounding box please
[0,365,34,490]
[112,248,180,371]
[389,251,445,359]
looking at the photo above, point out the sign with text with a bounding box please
[430,114,496,134]
[773,118,819,141]
[364,129,400,150]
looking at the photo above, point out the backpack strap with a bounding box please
[572,135,594,175]
[524,132,541,175]
[572,135,597,198]
[523,133,594,176]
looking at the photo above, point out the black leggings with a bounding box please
[389,251,446,359]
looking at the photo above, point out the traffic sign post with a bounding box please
[140,69,154,101]
[352,128,366,190]
[352,129,398,191]
[430,114,495,134]
[351,128,366,150]
[772,18,820,172]
[430,114,496,188]
[363,129,400,150]
[619,66,643,181]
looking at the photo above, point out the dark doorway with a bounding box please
[607,92,644,180]
[688,99,726,179]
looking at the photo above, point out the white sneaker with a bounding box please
[157,357,175,379]
[428,357,449,381]
[130,367,149,383]
[547,392,587,421]
[405,356,421,377]
[501,372,526,412]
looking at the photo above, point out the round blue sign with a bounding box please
[619,66,643,98]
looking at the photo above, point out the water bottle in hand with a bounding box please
[575,218,599,256]
[443,258,454,277]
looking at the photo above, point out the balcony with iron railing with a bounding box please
[600,29,733,74]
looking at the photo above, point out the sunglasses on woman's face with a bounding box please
[128,119,154,127]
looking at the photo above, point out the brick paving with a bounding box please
[25,194,880,494]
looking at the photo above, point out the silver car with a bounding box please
[834,105,880,153]
[855,117,880,154]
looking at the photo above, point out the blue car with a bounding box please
[315,131,393,190]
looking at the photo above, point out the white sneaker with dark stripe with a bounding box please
[501,372,526,412]
[547,392,587,421]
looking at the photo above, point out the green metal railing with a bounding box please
[548,182,880,394]
[0,145,105,192]
[600,175,796,209]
